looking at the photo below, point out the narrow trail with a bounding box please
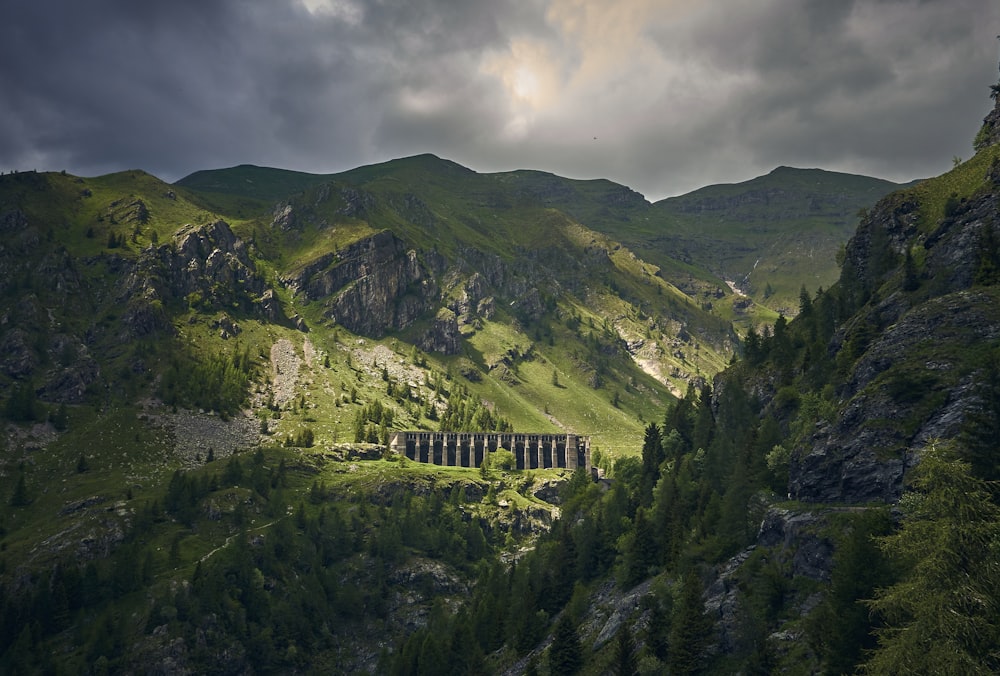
[199,518,280,563]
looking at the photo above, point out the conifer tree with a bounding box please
[645,596,670,662]
[612,621,638,676]
[806,509,893,674]
[667,572,713,675]
[549,615,583,675]
[798,284,813,317]
[639,422,663,506]
[10,472,30,507]
[863,443,1000,674]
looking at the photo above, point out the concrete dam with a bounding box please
[389,431,591,472]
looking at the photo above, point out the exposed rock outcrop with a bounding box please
[285,230,439,337]
[976,69,1000,150]
[0,328,38,378]
[418,308,462,355]
[115,220,282,339]
[789,187,1000,504]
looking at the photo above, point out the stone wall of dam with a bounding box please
[389,431,591,472]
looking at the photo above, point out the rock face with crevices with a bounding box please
[118,220,283,339]
[789,188,1000,505]
[285,230,439,337]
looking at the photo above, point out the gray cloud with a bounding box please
[1,0,998,199]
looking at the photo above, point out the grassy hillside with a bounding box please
[179,157,900,332]
[646,166,906,314]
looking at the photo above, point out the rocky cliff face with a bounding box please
[283,230,559,353]
[976,74,1000,150]
[117,219,283,340]
[0,217,285,402]
[789,185,1000,504]
[285,230,441,338]
[703,139,1000,669]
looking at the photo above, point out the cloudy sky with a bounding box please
[3,0,999,199]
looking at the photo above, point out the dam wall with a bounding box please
[389,431,591,472]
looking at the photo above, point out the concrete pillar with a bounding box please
[560,437,574,469]
[474,435,485,468]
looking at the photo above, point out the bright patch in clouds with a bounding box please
[299,0,362,22]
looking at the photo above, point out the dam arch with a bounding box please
[390,431,591,473]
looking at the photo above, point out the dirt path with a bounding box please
[198,519,280,563]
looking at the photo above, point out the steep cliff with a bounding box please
[790,153,1000,504]
[698,113,1000,671]
[118,219,284,339]
[284,230,439,338]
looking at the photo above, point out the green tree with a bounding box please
[667,572,713,675]
[618,507,658,588]
[798,284,813,317]
[10,472,30,507]
[51,403,68,431]
[4,382,39,422]
[612,621,638,676]
[549,615,583,675]
[806,509,894,674]
[638,422,663,507]
[645,595,670,662]
[862,443,1000,675]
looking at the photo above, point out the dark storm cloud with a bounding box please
[633,0,1000,193]
[1,0,998,198]
[0,0,529,179]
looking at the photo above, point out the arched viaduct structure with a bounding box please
[389,432,591,472]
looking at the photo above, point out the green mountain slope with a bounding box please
[176,163,335,201]
[646,166,907,313]
[180,156,902,332]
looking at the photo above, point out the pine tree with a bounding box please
[639,422,663,506]
[667,572,713,675]
[51,403,68,431]
[807,509,893,674]
[798,284,813,317]
[10,472,30,506]
[549,615,584,675]
[862,443,1000,674]
[612,621,638,676]
[645,597,670,662]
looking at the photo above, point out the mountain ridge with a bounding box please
[179,156,907,317]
